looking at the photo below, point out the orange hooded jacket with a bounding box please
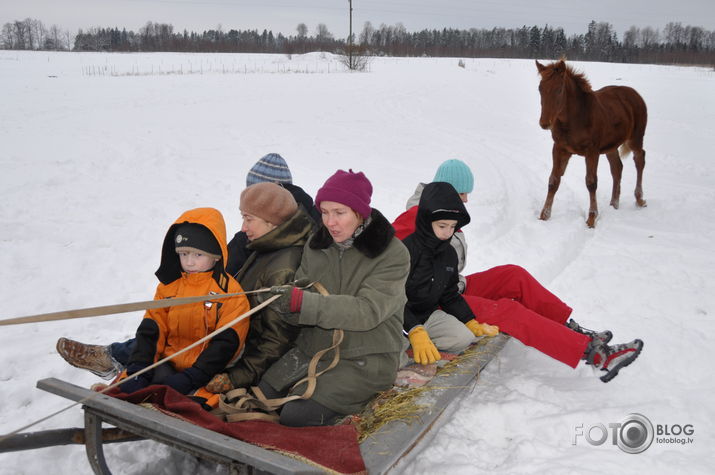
[128,208,250,384]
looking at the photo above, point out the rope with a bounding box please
[0,294,280,443]
[213,281,345,422]
[0,288,274,327]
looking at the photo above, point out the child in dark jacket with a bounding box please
[118,207,250,397]
[402,182,498,364]
[401,182,644,383]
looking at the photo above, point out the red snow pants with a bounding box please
[461,265,590,368]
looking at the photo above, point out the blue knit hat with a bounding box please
[433,159,474,194]
[246,153,293,187]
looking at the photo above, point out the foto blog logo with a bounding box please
[573,413,695,454]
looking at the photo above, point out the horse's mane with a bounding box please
[564,64,593,93]
[542,58,593,92]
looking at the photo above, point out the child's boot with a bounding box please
[583,338,644,383]
[56,337,119,379]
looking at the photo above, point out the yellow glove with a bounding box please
[465,319,499,337]
[408,326,441,365]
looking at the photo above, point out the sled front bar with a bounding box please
[0,426,140,452]
[35,378,319,475]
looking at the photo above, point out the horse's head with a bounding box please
[535,60,567,130]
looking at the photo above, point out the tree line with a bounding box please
[2,17,714,65]
[1,18,71,50]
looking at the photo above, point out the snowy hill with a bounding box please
[1,51,713,474]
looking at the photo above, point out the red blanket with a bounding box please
[110,385,366,474]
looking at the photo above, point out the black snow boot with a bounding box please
[566,319,613,345]
[584,338,644,383]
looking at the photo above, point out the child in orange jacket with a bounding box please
[119,207,250,397]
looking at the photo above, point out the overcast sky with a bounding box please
[2,0,714,38]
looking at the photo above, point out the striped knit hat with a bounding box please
[246,153,293,187]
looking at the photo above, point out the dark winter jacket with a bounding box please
[402,182,475,332]
[226,183,319,276]
[262,209,410,414]
[392,182,469,291]
[225,207,314,388]
[128,208,251,387]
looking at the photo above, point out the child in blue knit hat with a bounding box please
[392,160,642,382]
[433,159,474,200]
[394,159,473,290]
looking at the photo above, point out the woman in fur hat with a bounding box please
[260,169,410,426]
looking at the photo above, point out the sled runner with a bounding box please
[2,335,508,474]
[359,334,508,473]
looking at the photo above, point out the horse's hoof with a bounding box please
[539,209,551,221]
[637,199,647,208]
[610,201,619,210]
[586,212,597,228]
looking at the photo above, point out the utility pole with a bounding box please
[348,0,353,68]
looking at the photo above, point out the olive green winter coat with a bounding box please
[225,207,314,388]
[261,209,410,414]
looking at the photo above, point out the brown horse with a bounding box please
[535,60,648,228]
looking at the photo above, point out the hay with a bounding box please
[353,337,495,442]
[353,386,431,442]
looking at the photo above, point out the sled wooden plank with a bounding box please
[360,334,509,474]
[36,378,320,475]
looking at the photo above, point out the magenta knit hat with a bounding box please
[315,169,373,218]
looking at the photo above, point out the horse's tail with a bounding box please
[619,142,632,158]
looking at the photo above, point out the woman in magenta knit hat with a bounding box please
[260,169,410,426]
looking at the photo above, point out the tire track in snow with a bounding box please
[375,62,596,286]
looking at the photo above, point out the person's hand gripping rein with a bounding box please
[465,319,499,337]
[269,278,314,324]
[408,326,441,365]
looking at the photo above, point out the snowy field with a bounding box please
[1,50,714,474]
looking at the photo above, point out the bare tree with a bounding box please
[48,24,64,50]
[640,26,660,48]
[359,21,374,45]
[623,26,638,48]
[315,23,333,42]
[32,18,46,50]
[706,30,715,50]
[687,26,705,50]
[296,23,307,38]
[339,46,370,71]
[23,17,36,49]
[13,20,27,49]
[664,22,685,45]
[1,22,15,48]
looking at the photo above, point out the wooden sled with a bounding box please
[1,334,508,474]
[360,334,508,473]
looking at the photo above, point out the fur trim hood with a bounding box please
[309,208,395,258]
[155,207,230,289]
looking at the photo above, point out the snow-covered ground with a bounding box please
[1,51,713,474]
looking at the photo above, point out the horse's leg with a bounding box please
[633,147,647,207]
[606,150,622,209]
[585,153,600,228]
[539,145,571,221]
